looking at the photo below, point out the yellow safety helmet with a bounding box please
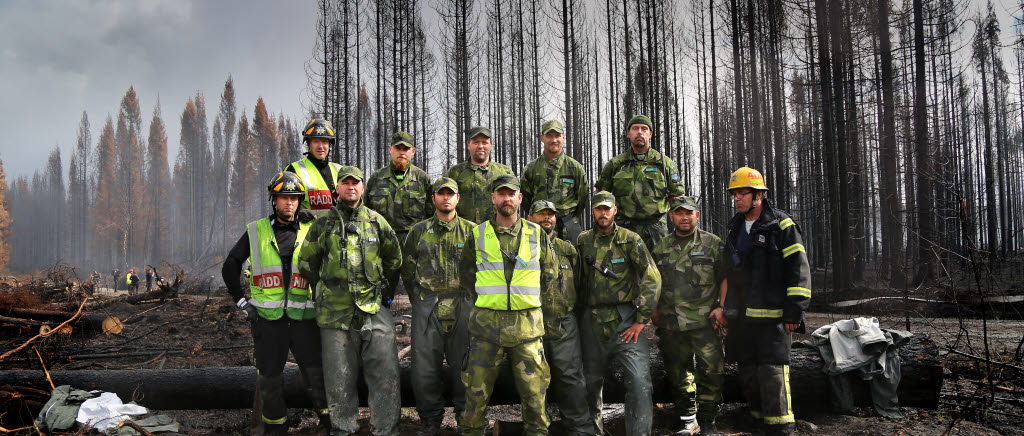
[728,167,768,191]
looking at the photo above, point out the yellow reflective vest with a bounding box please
[472,221,542,310]
[290,157,342,215]
[246,218,315,320]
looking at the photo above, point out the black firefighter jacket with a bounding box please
[723,200,812,329]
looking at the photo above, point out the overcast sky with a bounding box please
[0,0,314,179]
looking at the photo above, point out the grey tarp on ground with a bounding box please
[799,317,912,418]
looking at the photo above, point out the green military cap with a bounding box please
[337,165,364,182]
[592,190,616,208]
[541,120,564,135]
[431,176,459,194]
[467,126,493,140]
[626,114,653,130]
[528,200,557,216]
[390,131,414,148]
[490,174,520,192]
[670,195,699,211]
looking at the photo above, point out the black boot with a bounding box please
[697,419,721,436]
[416,416,442,436]
[265,423,288,436]
[316,412,332,434]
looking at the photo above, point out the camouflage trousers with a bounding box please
[579,310,653,436]
[738,363,795,435]
[543,314,594,435]
[616,216,669,249]
[460,336,551,435]
[321,309,401,436]
[658,327,724,421]
[410,293,470,421]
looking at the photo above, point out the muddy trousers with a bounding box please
[321,309,401,436]
[410,294,470,422]
[543,314,595,435]
[579,312,653,436]
[252,317,328,426]
[659,328,724,422]
[460,336,551,436]
[738,363,794,435]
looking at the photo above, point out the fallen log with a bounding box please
[0,334,941,412]
[0,310,122,335]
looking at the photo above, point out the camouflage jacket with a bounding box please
[576,225,661,340]
[297,202,402,330]
[401,214,476,323]
[595,149,685,221]
[546,236,577,320]
[444,160,513,224]
[365,163,434,235]
[521,154,589,221]
[459,218,558,345]
[651,229,727,331]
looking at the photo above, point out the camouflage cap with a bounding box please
[489,174,520,193]
[592,190,616,208]
[541,120,564,135]
[467,126,493,140]
[670,195,699,211]
[390,131,414,148]
[431,176,459,194]
[626,114,653,130]
[528,200,557,216]
[337,165,364,182]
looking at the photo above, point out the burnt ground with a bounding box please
[1,280,1022,435]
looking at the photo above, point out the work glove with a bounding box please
[236,298,259,324]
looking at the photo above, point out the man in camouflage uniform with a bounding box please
[595,115,685,249]
[445,126,514,224]
[458,175,557,436]
[521,120,589,245]
[650,196,727,436]
[526,200,592,435]
[576,191,662,436]
[402,177,476,436]
[297,166,403,436]
[366,131,434,244]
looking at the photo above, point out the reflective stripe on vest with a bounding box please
[246,218,316,320]
[473,221,542,310]
[293,158,341,214]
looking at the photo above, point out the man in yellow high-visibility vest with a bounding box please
[221,171,329,435]
[285,118,344,216]
[457,174,559,436]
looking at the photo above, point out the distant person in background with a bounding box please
[127,269,140,295]
[112,269,120,292]
[145,268,154,292]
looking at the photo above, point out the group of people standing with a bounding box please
[222,115,811,436]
